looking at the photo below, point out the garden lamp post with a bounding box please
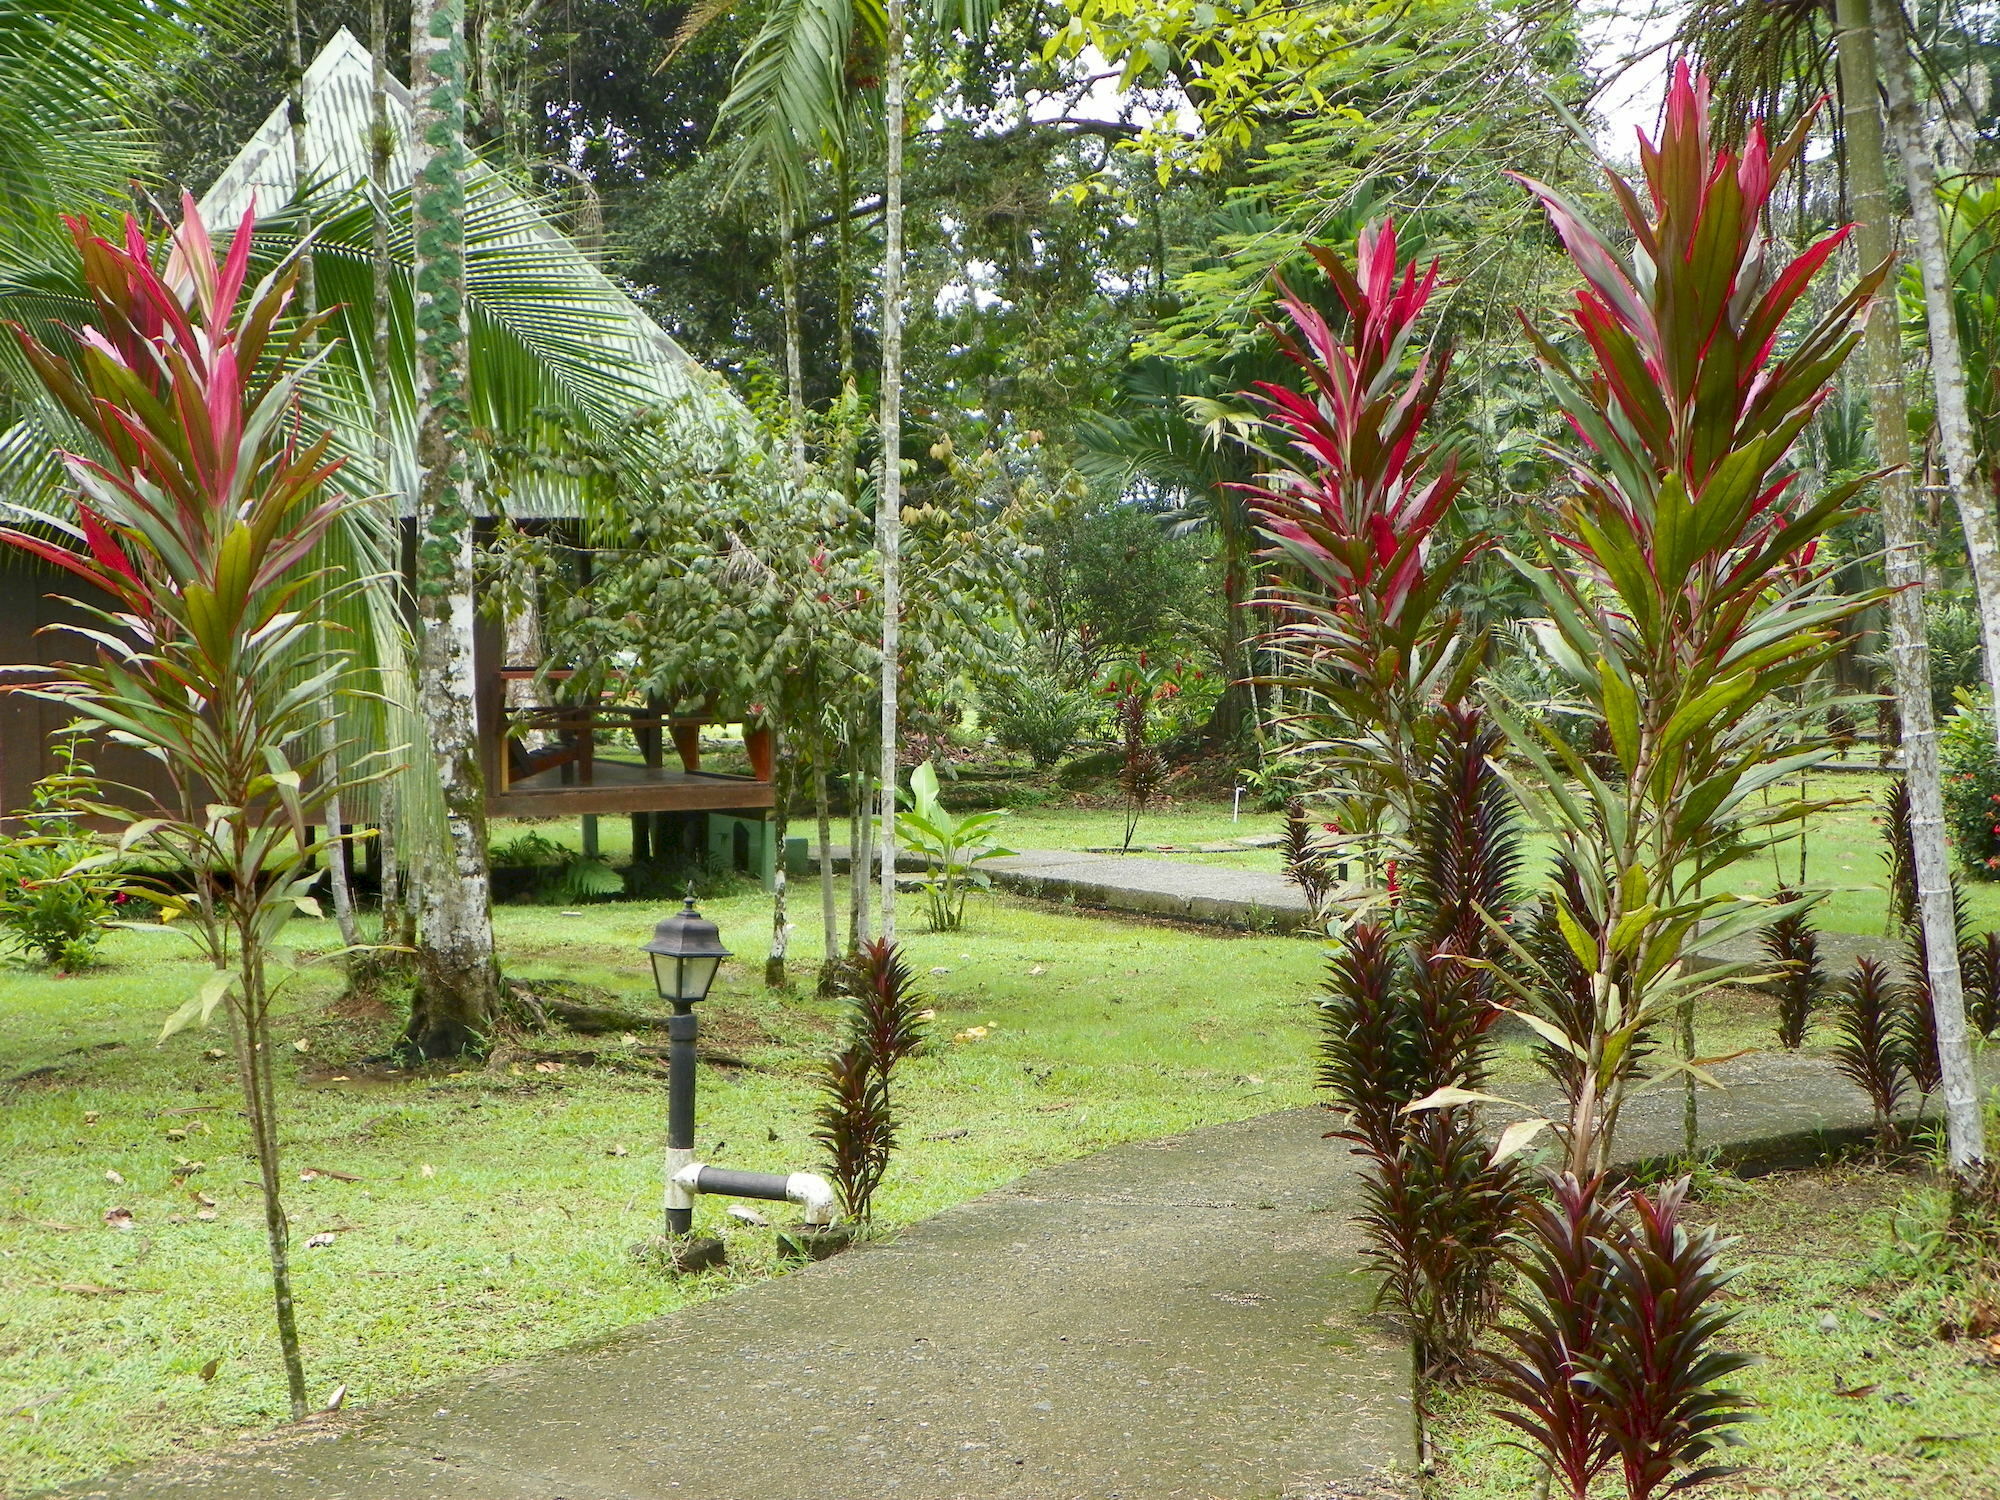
[643,895,731,1237]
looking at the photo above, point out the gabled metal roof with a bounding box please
[200,27,762,519]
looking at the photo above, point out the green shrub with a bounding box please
[988,675,1096,767]
[0,734,125,970]
[1940,694,2000,880]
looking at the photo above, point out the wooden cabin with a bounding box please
[0,546,782,884]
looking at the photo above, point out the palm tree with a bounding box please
[1079,357,1270,749]
[0,0,204,257]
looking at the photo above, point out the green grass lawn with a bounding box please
[1428,1161,2000,1499]
[0,891,1324,1495]
[954,774,2000,938]
[2,792,1990,1497]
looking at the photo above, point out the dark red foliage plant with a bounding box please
[1759,890,1825,1050]
[1487,1175,1754,1500]
[1316,712,1529,1384]
[1832,958,1910,1135]
[1486,1173,1621,1500]
[814,939,928,1223]
[1582,1179,1756,1500]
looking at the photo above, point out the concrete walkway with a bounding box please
[983,850,1315,932]
[811,844,1318,932]
[91,1112,1411,1500]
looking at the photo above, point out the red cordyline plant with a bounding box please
[1486,1174,1754,1500]
[1495,64,1887,1174]
[3,199,371,1418]
[1241,220,1484,846]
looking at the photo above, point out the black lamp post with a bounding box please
[643,895,731,1236]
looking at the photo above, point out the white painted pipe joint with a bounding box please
[672,1162,839,1228]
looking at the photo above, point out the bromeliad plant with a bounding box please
[1501,63,1887,1173]
[895,760,1013,931]
[1242,220,1485,851]
[1,201,371,1419]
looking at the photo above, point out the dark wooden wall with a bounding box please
[0,560,181,829]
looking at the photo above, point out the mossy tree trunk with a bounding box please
[407,0,499,1055]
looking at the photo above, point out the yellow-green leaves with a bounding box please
[160,970,235,1042]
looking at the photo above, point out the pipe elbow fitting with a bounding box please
[785,1172,838,1227]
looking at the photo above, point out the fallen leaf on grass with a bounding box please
[195,1209,217,1222]
[299,1167,362,1183]
[926,1128,970,1141]
[55,1282,133,1296]
[1027,965,1046,977]
[292,1038,310,1053]
[103,1169,124,1186]
[1834,1383,1879,1399]
[726,1204,770,1227]
[304,1232,337,1249]
[82,1112,99,1125]
[915,1009,937,1021]
[420,1163,435,1178]
[604,1144,628,1157]
[189,1190,216,1207]
[532,1060,565,1074]
[103,1207,134,1230]
[202,1048,226,1060]
[930,966,951,975]
[324,1384,347,1412]
[198,1358,220,1383]
[951,1027,990,1043]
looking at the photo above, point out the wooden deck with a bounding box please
[490,758,775,818]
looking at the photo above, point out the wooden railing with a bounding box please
[491,671,773,792]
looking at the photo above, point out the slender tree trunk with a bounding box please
[372,0,413,949]
[231,950,307,1418]
[1878,18,2000,734]
[1835,0,1983,1174]
[1874,6,1991,1172]
[282,1,361,950]
[767,724,791,987]
[407,0,499,1055]
[875,0,906,942]
[849,747,872,952]
[815,745,838,988]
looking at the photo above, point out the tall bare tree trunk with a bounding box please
[875,0,906,941]
[407,0,499,1055]
[1877,14,2000,733]
[849,747,872,952]
[814,746,838,987]
[1835,0,1984,1174]
[369,0,412,949]
[1872,3,1991,1172]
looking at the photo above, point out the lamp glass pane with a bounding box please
[650,950,674,1000]
[681,955,721,1001]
